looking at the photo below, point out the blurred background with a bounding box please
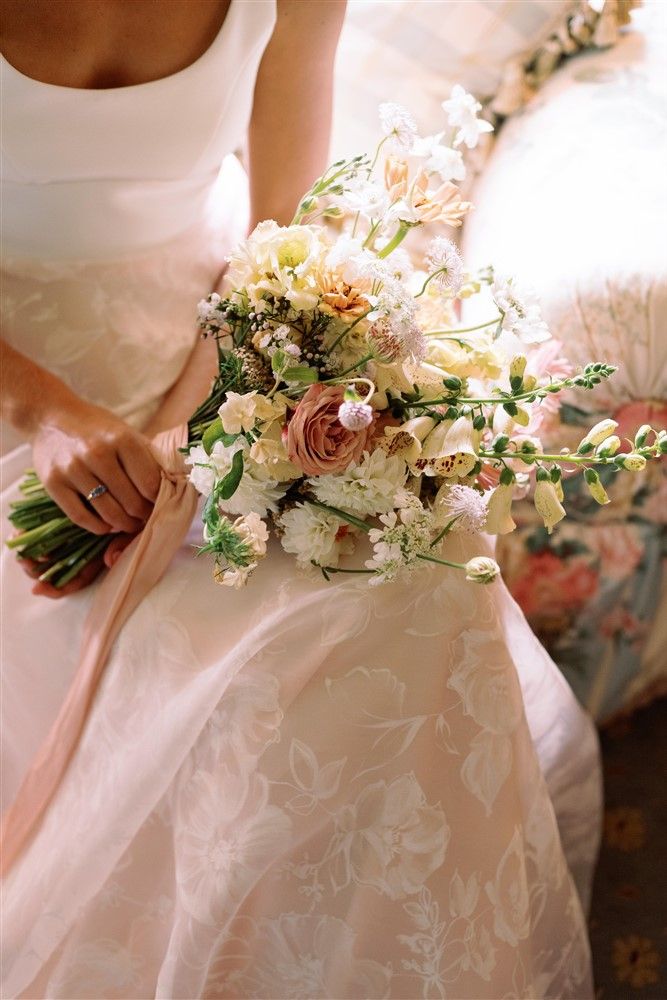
[332,2,666,997]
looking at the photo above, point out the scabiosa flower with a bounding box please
[425,237,464,294]
[338,384,374,431]
[492,275,551,344]
[441,85,494,150]
[434,483,487,532]
[378,102,418,152]
[464,556,500,584]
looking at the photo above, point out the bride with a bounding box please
[1,1,601,997]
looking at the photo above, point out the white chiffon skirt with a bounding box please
[0,441,601,999]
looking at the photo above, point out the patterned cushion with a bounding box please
[462,1,666,723]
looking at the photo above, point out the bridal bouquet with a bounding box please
[8,89,666,589]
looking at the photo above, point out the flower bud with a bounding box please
[465,556,500,584]
[584,468,610,505]
[597,435,621,457]
[513,407,531,428]
[634,424,652,448]
[622,453,647,472]
[523,375,538,392]
[581,418,618,448]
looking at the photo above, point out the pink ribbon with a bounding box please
[1,425,197,876]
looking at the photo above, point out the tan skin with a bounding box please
[0,0,346,595]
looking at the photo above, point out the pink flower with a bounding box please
[510,551,599,620]
[613,399,667,453]
[287,384,376,476]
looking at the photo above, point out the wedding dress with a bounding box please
[0,3,601,997]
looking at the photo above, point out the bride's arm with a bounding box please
[144,0,347,436]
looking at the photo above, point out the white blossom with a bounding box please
[279,502,356,568]
[378,102,418,152]
[411,133,466,182]
[441,85,494,149]
[185,444,216,496]
[210,439,287,518]
[365,491,433,585]
[434,483,487,532]
[492,276,551,344]
[309,449,407,517]
[425,237,464,294]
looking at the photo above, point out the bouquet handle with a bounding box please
[1,424,198,877]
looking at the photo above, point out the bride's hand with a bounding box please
[19,533,135,598]
[32,399,162,535]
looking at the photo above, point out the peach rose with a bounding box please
[287,384,376,477]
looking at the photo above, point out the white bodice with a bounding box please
[0,0,275,260]
[0,1,276,452]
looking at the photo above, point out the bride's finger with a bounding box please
[44,479,111,535]
[119,437,162,503]
[89,453,153,523]
[75,473,142,534]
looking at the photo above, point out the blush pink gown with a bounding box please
[0,3,601,996]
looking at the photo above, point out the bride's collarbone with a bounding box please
[0,0,232,89]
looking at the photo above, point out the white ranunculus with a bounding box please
[310,449,408,517]
[279,502,356,568]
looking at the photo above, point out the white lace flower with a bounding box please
[425,237,464,294]
[309,450,407,517]
[411,133,466,182]
[492,276,551,344]
[365,492,433,584]
[378,102,418,152]
[434,483,487,532]
[279,502,356,568]
[441,85,494,149]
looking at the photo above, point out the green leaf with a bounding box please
[202,418,238,455]
[217,450,244,501]
[284,365,319,385]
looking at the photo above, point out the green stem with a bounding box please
[326,309,373,354]
[429,515,462,548]
[327,353,374,382]
[426,316,502,337]
[417,552,467,571]
[377,223,409,259]
[308,500,371,533]
[415,269,447,298]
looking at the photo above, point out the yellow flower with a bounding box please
[623,453,647,471]
[612,935,661,989]
[604,806,646,851]
[484,484,516,535]
[534,479,566,534]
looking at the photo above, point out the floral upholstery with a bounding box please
[463,1,666,723]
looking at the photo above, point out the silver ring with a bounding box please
[86,484,108,502]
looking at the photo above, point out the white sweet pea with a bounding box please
[411,133,466,182]
[185,444,215,497]
[441,85,494,149]
[218,391,277,435]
